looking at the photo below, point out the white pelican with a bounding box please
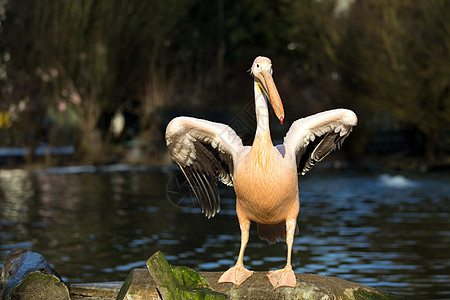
[165,56,357,289]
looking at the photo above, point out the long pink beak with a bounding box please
[260,70,284,124]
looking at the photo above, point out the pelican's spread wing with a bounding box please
[283,109,358,175]
[166,116,244,218]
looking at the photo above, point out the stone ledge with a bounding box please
[71,269,404,300]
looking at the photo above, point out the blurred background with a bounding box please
[0,0,448,168]
[1,0,450,299]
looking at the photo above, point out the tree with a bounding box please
[334,0,450,164]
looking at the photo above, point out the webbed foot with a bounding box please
[218,265,254,287]
[267,265,296,289]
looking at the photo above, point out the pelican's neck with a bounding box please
[253,82,272,145]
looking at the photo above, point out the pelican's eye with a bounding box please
[256,63,260,69]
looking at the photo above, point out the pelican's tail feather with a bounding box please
[257,222,299,245]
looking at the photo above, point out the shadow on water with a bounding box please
[0,166,449,299]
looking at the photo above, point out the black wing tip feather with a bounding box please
[299,131,349,175]
[179,165,221,219]
[169,126,234,219]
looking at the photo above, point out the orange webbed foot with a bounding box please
[267,265,296,289]
[218,265,254,287]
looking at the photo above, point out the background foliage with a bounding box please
[0,0,448,166]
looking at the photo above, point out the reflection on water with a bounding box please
[0,166,449,299]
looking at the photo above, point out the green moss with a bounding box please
[172,266,212,289]
[354,288,404,300]
[147,251,227,300]
[11,271,70,300]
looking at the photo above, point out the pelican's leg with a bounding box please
[267,218,297,289]
[218,211,253,287]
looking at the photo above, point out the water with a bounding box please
[0,166,449,299]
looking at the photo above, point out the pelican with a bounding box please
[165,56,357,289]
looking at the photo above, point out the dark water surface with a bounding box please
[0,165,449,299]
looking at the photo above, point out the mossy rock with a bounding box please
[146,251,226,300]
[1,249,69,300]
[3,271,70,300]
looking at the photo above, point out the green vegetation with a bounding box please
[145,251,227,299]
[0,0,448,166]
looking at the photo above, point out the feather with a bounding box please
[283,109,357,175]
[166,117,244,218]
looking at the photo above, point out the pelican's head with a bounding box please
[251,56,285,124]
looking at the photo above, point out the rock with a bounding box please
[70,281,122,299]
[113,269,158,300]
[116,251,227,299]
[1,248,70,300]
[73,269,405,299]
[112,252,404,300]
